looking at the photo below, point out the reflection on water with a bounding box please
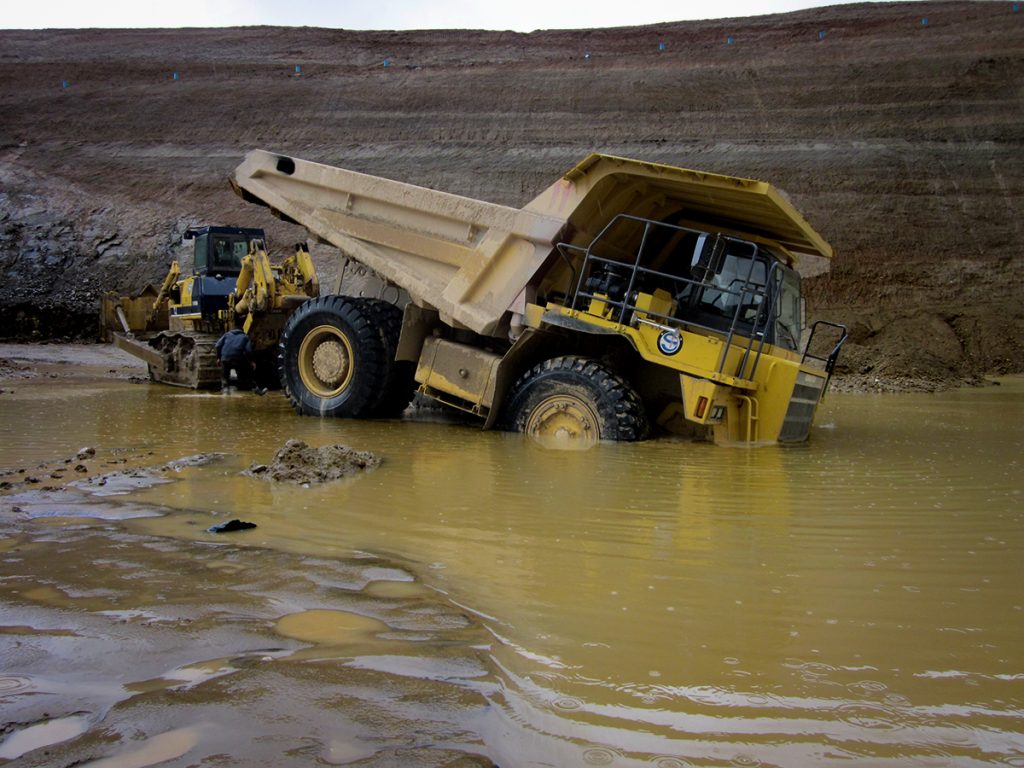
[1,374,1023,765]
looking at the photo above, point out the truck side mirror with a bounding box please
[691,234,726,282]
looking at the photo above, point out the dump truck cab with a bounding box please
[532,212,838,443]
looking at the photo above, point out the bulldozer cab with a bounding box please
[185,226,265,277]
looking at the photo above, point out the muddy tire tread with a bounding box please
[502,355,650,441]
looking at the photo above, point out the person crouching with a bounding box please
[215,318,257,392]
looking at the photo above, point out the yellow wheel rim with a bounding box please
[297,324,354,398]
[524,394,601,447]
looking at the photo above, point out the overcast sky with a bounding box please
[1,0,912,32]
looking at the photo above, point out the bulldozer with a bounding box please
[100,225,319,389]
[229,151,846,445]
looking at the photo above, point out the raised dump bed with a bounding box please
[232,151,846,445]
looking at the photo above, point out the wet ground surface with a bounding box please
[1,345,1023,766]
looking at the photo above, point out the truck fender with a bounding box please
[483,328,563,430]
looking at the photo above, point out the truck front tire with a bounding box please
[503,356,650,444]
[278,295,386,418]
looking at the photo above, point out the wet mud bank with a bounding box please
[0,518,500,766]
[0,446,500,766]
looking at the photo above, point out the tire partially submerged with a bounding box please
[278,295,413,418]
[358,298,417,418]
[503,355,650,444]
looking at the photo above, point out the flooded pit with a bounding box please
[1,358,1022,766]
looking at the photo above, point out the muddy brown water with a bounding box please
[1,368,1022,766]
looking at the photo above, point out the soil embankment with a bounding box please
[1,2,1021,388]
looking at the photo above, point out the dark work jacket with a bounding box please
[215,329,254,362]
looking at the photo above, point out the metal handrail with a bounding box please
[558,213,778,382]
[554,242,585,306]
[735,261,782,381]
[802,320,849,396]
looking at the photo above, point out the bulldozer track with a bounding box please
[147,331,222,389]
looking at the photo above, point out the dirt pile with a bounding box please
[1,2,1022,386]
[245,439,381,484]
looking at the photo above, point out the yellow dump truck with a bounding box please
[232,151,846,444]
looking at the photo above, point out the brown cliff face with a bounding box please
[1,1,1021,387]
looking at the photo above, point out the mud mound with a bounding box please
[245,440,381,484]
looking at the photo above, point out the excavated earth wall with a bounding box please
[0,1,1021,387]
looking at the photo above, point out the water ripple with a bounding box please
[583,746,621,765]
[553,696,583,712]
[0,676,34,695]
[653,758,692,768]
[847,679,888,695]
[835,702,904,731]
[730,755,763,767]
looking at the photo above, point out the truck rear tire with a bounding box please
[357,298,417,418]
[503,356,649,443]
[278,295,386,418]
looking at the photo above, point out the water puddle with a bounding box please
[81,726,203,768]
[275,609,390,644]
[320,738,379,765]
[0,715,92,760]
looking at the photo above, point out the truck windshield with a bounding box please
[673,241,769,327]
[692,247,768,317]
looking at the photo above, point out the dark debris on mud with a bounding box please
[244,439,381,485]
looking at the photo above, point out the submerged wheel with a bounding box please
[503,356,650,444]
[278,295,386,417]
[357,298,417,418]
